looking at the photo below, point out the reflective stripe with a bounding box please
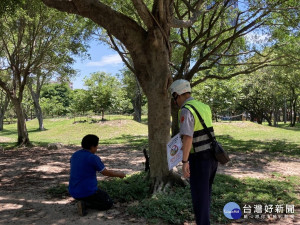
[180,100,214,153]
[193,127,214,137]
[193,135,215,147]
[194,143,211,152]
[193,131,215,142]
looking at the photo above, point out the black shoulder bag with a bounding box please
[184,104,230,165]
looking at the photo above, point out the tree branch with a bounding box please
[131,0,154,29]
[171,0,205,28]
[41,0,147,53]
[0,78,10,95]
[191,60,293,87]
[107,33,136,74]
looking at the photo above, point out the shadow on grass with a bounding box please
[217,135,300,157]
[1,134,148,150]
[0,142,19,149]
[0,127,49,136]
[211,173,300,224]
[0,141,56,150]
[2,132,299,157]
[274,123,300,132]
[140,117,148,125]
[0,129,18,136]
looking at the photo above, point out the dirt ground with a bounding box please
[0,145,299,225]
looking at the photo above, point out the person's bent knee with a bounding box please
[102,198,113,210]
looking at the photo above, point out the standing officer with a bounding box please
[169,79,218,225]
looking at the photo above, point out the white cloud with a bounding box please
[87,54,122,67]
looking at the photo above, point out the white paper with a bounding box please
[167,133,183,170]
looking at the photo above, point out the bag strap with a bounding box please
[182,104,215,142]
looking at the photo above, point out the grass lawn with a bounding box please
[0,116,148,149]
[1,118,299,157]
[214,121,300,157]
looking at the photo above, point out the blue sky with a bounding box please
[71,39,125,89]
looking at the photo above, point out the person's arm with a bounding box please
[182,135,193,178]
[179,107,195,178]
[101,168,126,178]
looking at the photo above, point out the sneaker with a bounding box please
[77,200,87,216]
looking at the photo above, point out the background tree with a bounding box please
[277,68,300,127]
[25,8,90,131]
[42,0,300,190]
[70,89,92,121]
[237,69,278,125]
[84,72,121,120]
[0,0,90,144]
[40,83,72,117]
[22,88,35,121]
[192,78,239,121]
[271,28,300,126]
[0,0,23,15]
[122,69,145,122]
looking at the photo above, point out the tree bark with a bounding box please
[291,97,298,127]
[147,90,171,190]
[11,98,30,145]
[101,110,104,121]
[263,114,271,126]
[0,94,10,131]
[214,112,218,122]
[0,114,4,131]
[133,26,184,191]
[28,83,45,131]
[273,108,278,127]
[133,81,142,122]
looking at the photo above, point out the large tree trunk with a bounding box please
[134,28,185,192]
[28,84,45,131]
[11,98,30,145]
[0,113,4,131]
[147,89,172,191]
[132,85,142,123]
[0,94,10,131]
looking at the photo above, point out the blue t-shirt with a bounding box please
[69,149,105,199]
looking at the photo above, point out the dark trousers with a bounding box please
[189,150,218,225]
[77,189,113,211]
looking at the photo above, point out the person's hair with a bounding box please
[81,134,99,150]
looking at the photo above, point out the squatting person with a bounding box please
[69,134,126,216]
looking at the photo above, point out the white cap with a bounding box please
[169,79,191,96]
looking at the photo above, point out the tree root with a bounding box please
[150,172,188,194]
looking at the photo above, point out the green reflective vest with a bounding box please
[179,99,215,153]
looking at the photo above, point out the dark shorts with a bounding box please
[76,189,113,211]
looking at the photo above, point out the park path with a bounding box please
[0,145,299,225]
